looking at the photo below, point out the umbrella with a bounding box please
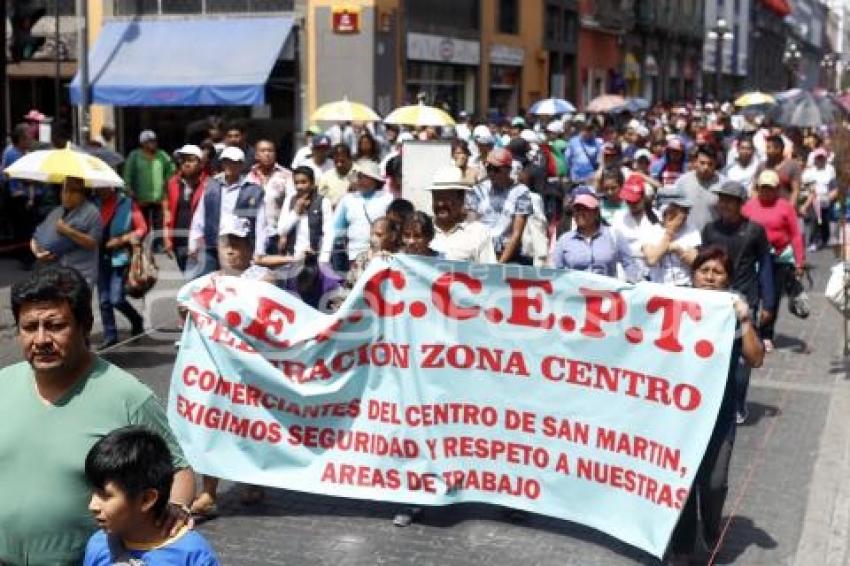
[528,98,576,115]
[770,91,847,128]
[734,91,776,107]
[612,97,650,114]
[4,146,124,188]
[311,97,381,123]
[384,103,455,127]
[586,94,626,114]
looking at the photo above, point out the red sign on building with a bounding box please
[332,6,360,34]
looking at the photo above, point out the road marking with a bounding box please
[750,378,834,395]
[97,327,157,353]
[793,376,850,566]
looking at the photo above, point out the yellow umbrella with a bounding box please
[734,91,776,107]
[384,103,455,127]
[311,97,381,122]
[4,146,124,188]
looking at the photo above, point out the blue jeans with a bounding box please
[98,262,143,343]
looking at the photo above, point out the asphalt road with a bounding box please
[1,251,849,565]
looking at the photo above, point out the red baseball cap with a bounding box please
[620,175,646,203]
[486,147,513,168]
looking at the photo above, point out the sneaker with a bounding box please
[736,406,749,425]
[393,506,421,527]
[763,339,774,353]
[130,322,145,337]
[807,244,818,252]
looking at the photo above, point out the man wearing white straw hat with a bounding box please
[426,165,496,264]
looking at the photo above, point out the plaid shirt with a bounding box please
[248,163,294,234]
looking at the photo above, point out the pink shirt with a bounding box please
[742,197,804,267]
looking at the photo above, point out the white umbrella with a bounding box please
[4,146,124,188]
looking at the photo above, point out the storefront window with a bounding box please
[406,62,475,115]
[498,0,519,34]
[489,65,520,115]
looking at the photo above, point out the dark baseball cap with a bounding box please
[712,180,748,201]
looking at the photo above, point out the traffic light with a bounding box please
[10,4,47,62]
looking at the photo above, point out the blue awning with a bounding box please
[70,17,293,106]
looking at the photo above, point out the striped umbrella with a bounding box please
[384,103,456,127]
[529,98,576,115]
[311,97,381,122]
[4,146,124,188]
[586,94,627,114]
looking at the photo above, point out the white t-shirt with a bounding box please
[725,157,761,193]
[802,165,835,205]
[611,208,658,282]
[432,220,497,264]
[641,223,702,286]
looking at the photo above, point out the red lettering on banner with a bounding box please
[579,288,626,338]
[431,272,482,320]
[242,297,295,348]
[320,462,402,489]
[364,268,406,317]
[646,296,702,353]
[442,469,541,500]
[505,278,555,329]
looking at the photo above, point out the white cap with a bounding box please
[139,129,156,143]
[635,125,650,138]
[627,119,641,131]
[354,160,384,183]
[219,215,251,238]
[634,148,652,161]
[546,120,564,134]
[397,132,415,145]
[472,124,495,145]
[175,144,203,159]
[426,165,473,191]
[220,146,245,162]
[520,129,538,144]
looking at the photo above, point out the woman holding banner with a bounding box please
[667,245,764,563]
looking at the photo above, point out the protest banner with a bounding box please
[168,256,736,557]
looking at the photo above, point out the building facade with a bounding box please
[748,0,792,92]
[619,0,703,105]
[308,0,557,120]
[702,0,749,100]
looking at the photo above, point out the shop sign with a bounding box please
[332,6,361,34]
[489,44,525,66]
[407,32,480,65]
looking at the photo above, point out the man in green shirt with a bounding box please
[124,130,175,253]
[0,265,194,565]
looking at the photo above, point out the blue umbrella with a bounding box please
[529,98,576,115]
[612,97,650,114]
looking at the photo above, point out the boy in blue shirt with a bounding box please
[83,426,219,565]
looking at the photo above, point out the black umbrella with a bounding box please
[770,91,847,128]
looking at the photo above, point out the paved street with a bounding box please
[1,251,848,565]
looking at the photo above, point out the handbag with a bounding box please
[825,262,850,316]
[785,272,810,319]
[126,246,158,299]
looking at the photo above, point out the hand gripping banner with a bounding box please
[168,256,736,557]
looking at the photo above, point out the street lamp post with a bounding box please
[707,18,734,101]
[821,53,838,92]
[783,43,802,89]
